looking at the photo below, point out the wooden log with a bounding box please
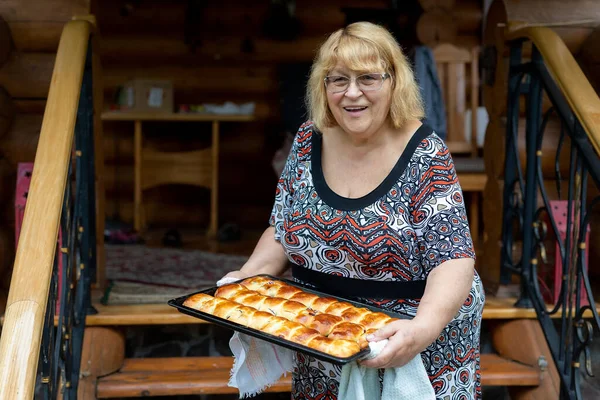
[486,0,600,29]
[0,52,282,99]
[416,10,457,46]
[0,53,54,99]
[5,22,65,53]
[454,0,482,34]
[95,0,386,37]
[103,65,279,95]
[483,116,504,180]
[0,87,15,141]
[77,327,125,400]
[0,0,90,51]
[13,100,46,114]
[481,178,504,293]
[0,114,41,165]
[0,226,14,298]
[578,27,600,93]
[0,16,12,67]
[418,0,454,11]
[99,34,324,65]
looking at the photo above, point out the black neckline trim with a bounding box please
[311,124,433,211]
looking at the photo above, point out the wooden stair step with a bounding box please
[79,296,600,327]
[96,356,289,398]
[96,354,540,398]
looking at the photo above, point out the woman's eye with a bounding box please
[327,76,346,84]
[359,74,379,84]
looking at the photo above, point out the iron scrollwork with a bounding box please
[501,40,600,399]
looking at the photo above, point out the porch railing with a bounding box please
[501,25,600,399]
[0,18,101,399]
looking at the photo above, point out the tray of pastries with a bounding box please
[168,274,410,364]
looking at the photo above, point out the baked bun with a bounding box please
[183,277,397,359]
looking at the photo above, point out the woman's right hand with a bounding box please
[220,270,250,281]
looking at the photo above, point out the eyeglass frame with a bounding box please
[324,72,391,94]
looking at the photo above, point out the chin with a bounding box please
[343,121,374,136]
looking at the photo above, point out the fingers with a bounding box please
[366,319,401,342]
[360,331,402,368]
[217,271,249,286]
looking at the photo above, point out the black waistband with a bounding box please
[291,264,426,300]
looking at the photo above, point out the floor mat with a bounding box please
[105,244,248,289]
[103,244,248,305]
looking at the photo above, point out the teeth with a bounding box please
[345,107,366,111]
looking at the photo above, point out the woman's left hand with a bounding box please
[359,318,436,369]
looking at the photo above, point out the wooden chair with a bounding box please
[432,43,480,156]
[432,43,486,249]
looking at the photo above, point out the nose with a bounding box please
[344,79,363,98]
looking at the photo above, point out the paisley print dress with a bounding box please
[269,122,485,400]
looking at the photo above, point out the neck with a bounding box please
[324,119,422,159]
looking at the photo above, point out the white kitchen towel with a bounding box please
[217,277,294,398]
[338,343,436,400]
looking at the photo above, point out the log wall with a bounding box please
[0,0,92,317]
[94,0,484,232]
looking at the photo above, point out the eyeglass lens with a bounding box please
[325,73,386,93]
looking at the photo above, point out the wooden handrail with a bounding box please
[0,19,92,399]
[505,24,600,155]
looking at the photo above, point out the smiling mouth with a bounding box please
[343,106,367,112]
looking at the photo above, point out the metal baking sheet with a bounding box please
[168,274,410,365]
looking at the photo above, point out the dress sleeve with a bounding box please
[269,128,303,241]
[410,138,476,271]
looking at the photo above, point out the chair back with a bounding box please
[432,43,480,157]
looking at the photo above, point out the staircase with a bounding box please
[79,297,551,399]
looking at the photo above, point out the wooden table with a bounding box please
[101,111,254,236]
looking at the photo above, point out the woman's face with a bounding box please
[326,62,392,140]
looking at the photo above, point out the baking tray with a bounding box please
[168,274,411,365]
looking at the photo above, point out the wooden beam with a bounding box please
[0,0,90,51]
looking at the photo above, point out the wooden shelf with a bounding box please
[101,111,255,122]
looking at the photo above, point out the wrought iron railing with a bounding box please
[500,28,600,399]
[37,45,97,400]
[0,19,98,400]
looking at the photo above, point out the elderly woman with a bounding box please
[223,21,485,399]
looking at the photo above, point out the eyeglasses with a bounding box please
[324,73,390,93]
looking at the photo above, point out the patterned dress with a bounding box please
[269,122,485,400]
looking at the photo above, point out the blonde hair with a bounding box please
[306,22,424,130]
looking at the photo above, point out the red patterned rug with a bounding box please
[103,245,249,305]
[105,245,248,289]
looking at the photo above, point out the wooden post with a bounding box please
[90,19,106,290]
[209,120,219,238]
[0,87,15,142]
[133,120,142,232]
